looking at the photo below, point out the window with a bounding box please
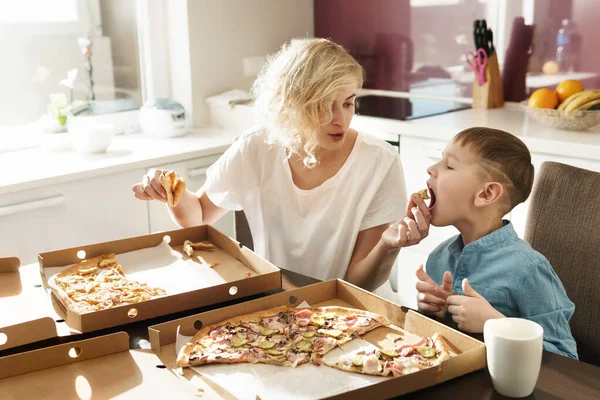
[0,0,143,151]
[0,0,78,23]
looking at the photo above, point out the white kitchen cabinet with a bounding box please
[146,155,235,238]
[0,169,149,264]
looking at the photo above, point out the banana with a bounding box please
[576,98,600,111]
[557,91,588,110]
[564,90,600,112]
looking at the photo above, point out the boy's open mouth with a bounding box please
[427,185,436,210]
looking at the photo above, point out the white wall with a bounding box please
[186,0,314,126]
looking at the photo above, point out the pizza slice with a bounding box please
[324,333,456,377]
[176,306,391,368]
[159,170,186,207]
[177,306,301,368]
[289,306,390,363]
[416,188,430,200]
[324,345,391,376]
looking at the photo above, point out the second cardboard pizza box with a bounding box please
[0,257,58,351]
[148,279,486,400]
[38,225,282,333]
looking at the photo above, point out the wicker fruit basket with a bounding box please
[520,102,600,131]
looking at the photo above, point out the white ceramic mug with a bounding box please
[483,318,544,398]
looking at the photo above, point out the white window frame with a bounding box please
[136,0,193,123]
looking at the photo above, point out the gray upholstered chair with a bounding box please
[235,210,254,251]
[524,161,600,365]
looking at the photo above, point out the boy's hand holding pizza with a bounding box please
[381,192,432,250]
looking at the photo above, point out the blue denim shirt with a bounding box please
[426,221,578,359]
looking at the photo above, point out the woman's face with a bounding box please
[317,83,357,151]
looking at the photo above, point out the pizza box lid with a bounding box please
[0,257,59,351]
[148,279,486,399]
[0,331,201,398]
[29,224,280,334]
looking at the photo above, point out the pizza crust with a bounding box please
[159,170,186,207]
[432,332,452,363]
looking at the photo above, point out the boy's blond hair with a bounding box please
[453,127,534,213]
[251,38,364,168]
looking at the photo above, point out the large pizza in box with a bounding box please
[177,305,457,377]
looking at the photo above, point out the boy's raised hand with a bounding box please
[446,278,505,333]
[381,193,431,249]
[415,265,453,319]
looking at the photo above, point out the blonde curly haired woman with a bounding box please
[133,39,430,291]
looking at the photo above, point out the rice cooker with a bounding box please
[139,98,187,138]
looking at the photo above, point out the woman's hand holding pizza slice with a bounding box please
[132,169,186,207]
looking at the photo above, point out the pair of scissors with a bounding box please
[466,48,488,86]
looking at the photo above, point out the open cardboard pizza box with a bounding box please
[37,225,281,333]
[148,279,486,399]
[0,257,59,351]
[0,332,202,398]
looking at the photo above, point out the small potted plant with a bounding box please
[42,69,84,150]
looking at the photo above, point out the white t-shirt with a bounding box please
[204,130,407,281]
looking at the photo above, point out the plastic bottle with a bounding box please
[556,19,581,73]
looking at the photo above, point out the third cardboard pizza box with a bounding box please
[37,225,282,333]
[0,331,204,399]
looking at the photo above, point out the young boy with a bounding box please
[415,127,578,359]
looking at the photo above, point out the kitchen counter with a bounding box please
[3,101,600,196]
[0,128,239,195]
[351,102,600,162]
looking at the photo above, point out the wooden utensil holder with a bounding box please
[472,52,504,109]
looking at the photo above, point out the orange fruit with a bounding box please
[555,79,585,103]
[542,60,560,75]
[528,88,559,109]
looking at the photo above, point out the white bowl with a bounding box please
[68,118,115,154]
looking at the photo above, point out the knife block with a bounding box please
[472,52,504,109]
